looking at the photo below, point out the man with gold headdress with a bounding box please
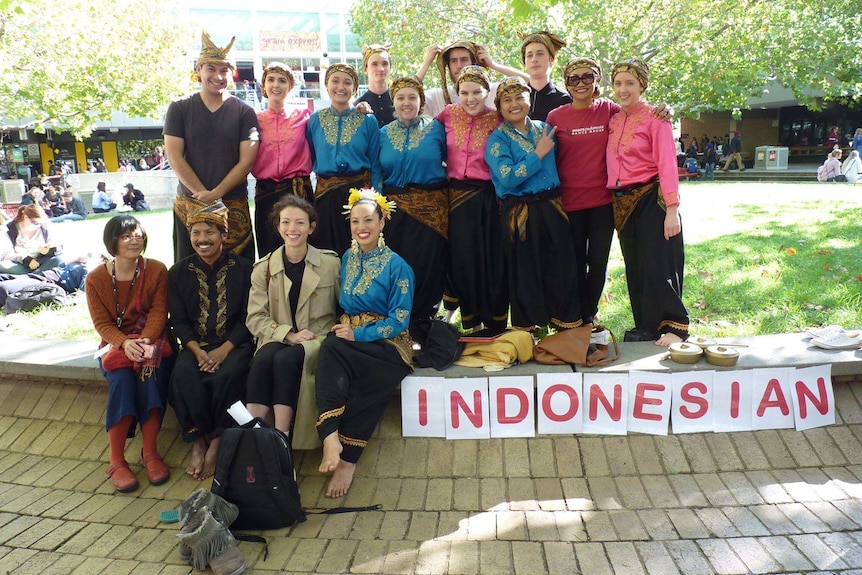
[355,44,395,127]
[415,40,528,117]
[167,200,254,481]
[164,30,260,264]
[520,31,571,121]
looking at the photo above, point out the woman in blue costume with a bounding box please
[485,77,582,331]
[306,64,382,255]
[316,188,414,499]
[379,76,448,321]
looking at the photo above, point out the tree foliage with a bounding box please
[0,0,193,138]
[350,0,862,116]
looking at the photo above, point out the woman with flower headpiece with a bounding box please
[306,63,382,256]
[355,44,395,127]
[607,58,689,346]
[379,76,448,321]
[485,77,582,331]
[315,188,414,498]
[546,57,672,326]
[251,61,314,257]
[435,65,508,334]
[519,31,571,121]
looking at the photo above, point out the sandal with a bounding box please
[107,461,139,493]
[811,331,862,350]
[141,451,170,486]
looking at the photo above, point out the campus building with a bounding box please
[1,0,361,179]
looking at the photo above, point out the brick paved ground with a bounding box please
[2,375,862,574]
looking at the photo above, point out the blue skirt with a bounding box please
[100,356,173,437]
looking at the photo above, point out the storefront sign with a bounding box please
[259,31,321,52]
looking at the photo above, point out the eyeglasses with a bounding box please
[565,73,596,87]
[119,234,144,242]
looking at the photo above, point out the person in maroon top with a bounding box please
[547,57,671,325]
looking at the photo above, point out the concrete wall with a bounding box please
[681,110,781,156]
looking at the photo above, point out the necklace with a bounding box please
[111,258,141,328]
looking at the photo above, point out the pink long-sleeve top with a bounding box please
[436,104,501,181]
[252,107,313,181]
[606,101,679,207]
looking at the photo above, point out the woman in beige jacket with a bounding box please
[246,195,340,448]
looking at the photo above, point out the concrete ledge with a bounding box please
[576,332,862,376]
[1,332,860,387]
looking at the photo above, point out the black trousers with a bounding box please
[246,342,305,408]
[168,342,253,442]
[315,334,410,463]
[254,176,314,258]
[616,188,689,339]
[502,192,582,330]
[566,202,615,325]
[448,181,508,331]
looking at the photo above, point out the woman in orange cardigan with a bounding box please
[85,215,174,493]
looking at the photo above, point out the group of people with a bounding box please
[87,30,692,500]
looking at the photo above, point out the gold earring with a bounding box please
[377,232,385,249]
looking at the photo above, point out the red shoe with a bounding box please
[141,451,170,486]
[107,461,139,493]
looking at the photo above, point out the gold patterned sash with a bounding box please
[341,311,413,368]
[315,171,371,201]
[612,179,662,232]
[502,189,565,242]
[174,195,253,255]
[448,179,490,212]
[255,176,313,203]
[387,184,449,240]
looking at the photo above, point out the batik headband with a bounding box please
[197,30,235,69]
[187,200,229,233]
[519,31,566,64]
[390,76,426,111]
[261,62,294,97]
[612,58,649,91]
[324,63,360,96]
[362,43,392,70]
[455,65,491,92]
[494,76,530,110]
[437,40,481,104]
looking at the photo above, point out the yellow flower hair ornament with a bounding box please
[343,187,397,220]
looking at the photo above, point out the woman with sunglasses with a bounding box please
[546,58,670,326]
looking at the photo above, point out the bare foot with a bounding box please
[186,436,208,480]
[319,432,343,474]
[200,437,220,480]
[655,333,683,347]
[325,459,356,498]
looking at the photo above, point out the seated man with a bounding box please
[51,186,88,222]
[167,202,254,480]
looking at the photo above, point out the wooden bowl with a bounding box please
[704,345,740,366]
[668,342,703,364]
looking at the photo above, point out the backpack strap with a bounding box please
[211,426,244,492]
[307,504,383,515]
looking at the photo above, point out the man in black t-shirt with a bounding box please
[164,30,260,263]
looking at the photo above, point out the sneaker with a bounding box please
[806,325,860,339]
[811,331,862,350]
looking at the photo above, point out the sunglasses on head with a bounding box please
[565,73,596,87]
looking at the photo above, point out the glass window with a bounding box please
[190,10,253,51]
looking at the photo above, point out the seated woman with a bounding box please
[485,77,582,331]
[246,195,340,448]
[85,215,174,492]
[122,184,149,211]
[0,204,65,274]
[42,185,66,218]
[92,181,117,213]
[316,188,414,498]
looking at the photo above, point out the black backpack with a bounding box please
[212,419,306,530]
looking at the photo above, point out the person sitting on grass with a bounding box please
[0,204,64,274]
[92,182,117,213]
[51,186,88,222]
[167,202,254,480]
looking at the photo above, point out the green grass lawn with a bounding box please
[3,182,861,342]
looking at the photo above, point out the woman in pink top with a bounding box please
[606,58,688,346]
[252,62,313,257]
[435,65,507,334]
